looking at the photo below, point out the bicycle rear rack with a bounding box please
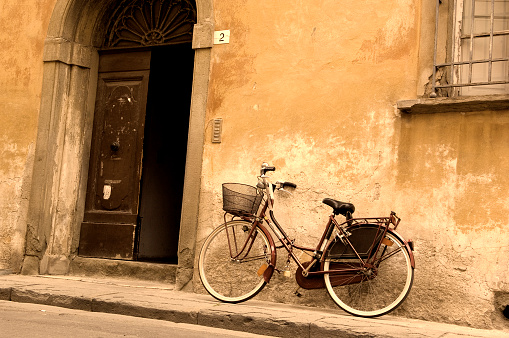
[345,212,401,231]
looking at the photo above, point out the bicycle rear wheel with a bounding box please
[324,228,414,317]
[198,220,272,303]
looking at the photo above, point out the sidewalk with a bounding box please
[0,273,506,338]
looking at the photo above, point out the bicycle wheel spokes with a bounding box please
[326,261,365,286]
[198,220,271,303]
[324,231,414,317]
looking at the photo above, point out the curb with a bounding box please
[0,275,507,338]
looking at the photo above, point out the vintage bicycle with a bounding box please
[198,163,415,317]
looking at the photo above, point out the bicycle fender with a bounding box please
[387,229,415,269]
[258,224,277,283]
[322,225,415,270]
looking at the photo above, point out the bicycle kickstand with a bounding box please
[294,286,302,297]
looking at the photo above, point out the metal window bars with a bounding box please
[431,0,509,97]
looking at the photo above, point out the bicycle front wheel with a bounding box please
[324,229,414,317]
[198,220,272,303]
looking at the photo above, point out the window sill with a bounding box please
[397,95,509,114]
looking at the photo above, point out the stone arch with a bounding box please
[23,0,213,289]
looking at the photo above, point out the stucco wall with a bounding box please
[0,1,56,271]
[0,0,507,331]
[397,110,509,328]
[194,0,509,330]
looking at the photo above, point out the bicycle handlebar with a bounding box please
[260,163,276,176]
[260,163,297,190]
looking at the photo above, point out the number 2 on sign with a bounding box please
[214,30,230,44]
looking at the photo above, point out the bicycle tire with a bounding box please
[198,220,272,303]
[323,227,414,317]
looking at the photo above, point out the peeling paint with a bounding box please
[1,0,508,331]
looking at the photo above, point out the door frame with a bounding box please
[23,0,214,290]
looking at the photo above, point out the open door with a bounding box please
[78,45,194,262]
[79,50,151,259]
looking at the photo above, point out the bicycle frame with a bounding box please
[224,176,414,286]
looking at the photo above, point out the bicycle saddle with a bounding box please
[322,198,355,216]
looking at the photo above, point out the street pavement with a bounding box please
[0,301,269,338]
[0,273,507,338]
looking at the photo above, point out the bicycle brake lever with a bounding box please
[275,181,293,196]
[279,188,293,196]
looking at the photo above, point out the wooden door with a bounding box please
[79,50,151,259]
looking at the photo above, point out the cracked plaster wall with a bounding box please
[396,111,509,330]
[0,0,507,331]
[193,0,509,331]
[0,1,55,272]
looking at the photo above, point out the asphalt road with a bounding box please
[0,300,272,338]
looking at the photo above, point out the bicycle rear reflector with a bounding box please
[382,238,394,246]
[257,263,268,276]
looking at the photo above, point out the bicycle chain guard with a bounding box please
[295,261,326,289]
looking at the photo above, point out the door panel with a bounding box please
[78,223,136,259]
[98,49,152,73]
[79,51,151,259]
[93,74,147,213]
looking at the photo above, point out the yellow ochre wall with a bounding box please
[0,0,57,272]
[195,0,509,329]
[0,0,507,331]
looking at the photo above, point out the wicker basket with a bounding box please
[222,183,263,216]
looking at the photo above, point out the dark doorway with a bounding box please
[78,44,194,262]
[78,0,197,262]
[136,44,195,263]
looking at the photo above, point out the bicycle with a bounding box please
[198,163,415,318]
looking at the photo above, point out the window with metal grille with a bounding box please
[431,0,509,97]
